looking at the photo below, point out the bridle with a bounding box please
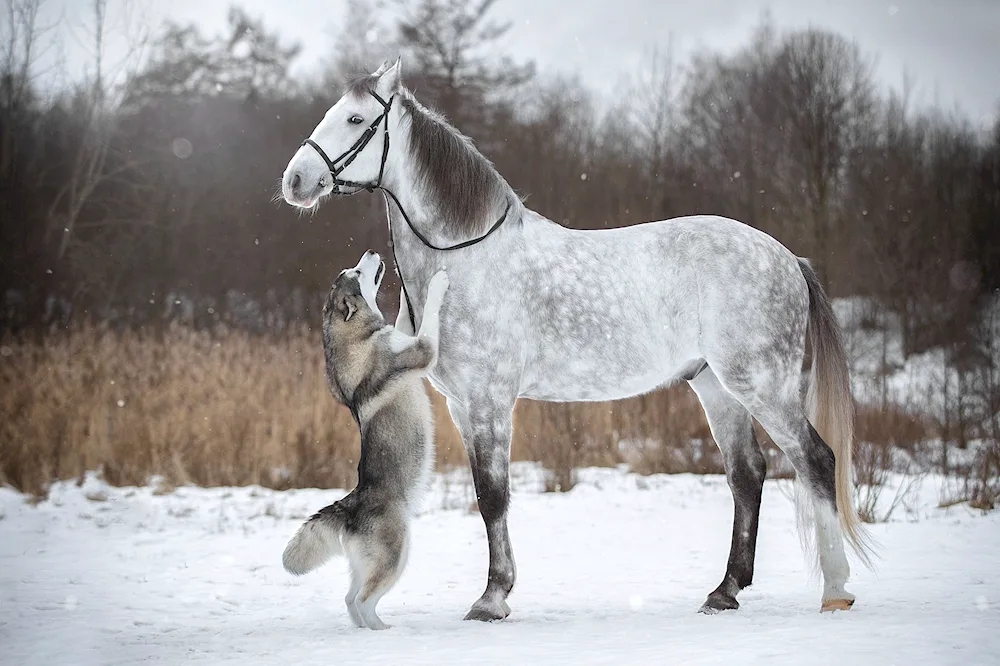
[301,90,393,195]
[300,88,512,331]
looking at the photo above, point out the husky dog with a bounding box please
[282,249,449,630]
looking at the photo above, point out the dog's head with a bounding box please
[324,249,386,330]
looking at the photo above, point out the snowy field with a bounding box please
[1,464,998,666]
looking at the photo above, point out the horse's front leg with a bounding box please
[447,394,517,621]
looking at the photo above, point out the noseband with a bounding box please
[301,90,393,194]
[300,88,512,331]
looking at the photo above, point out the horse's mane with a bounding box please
[344,72,521,239]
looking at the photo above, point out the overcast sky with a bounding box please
[43,0,1000,127]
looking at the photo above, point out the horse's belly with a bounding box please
[520,368,674,402]
[520,333,698,402]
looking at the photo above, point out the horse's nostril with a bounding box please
[291,173,301,191]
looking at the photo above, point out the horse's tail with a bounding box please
[798,258,875,568]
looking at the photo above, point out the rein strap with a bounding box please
[300,89,514,332]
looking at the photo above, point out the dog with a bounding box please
[282,249,449,630]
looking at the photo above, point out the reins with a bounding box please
[301,89,512,332]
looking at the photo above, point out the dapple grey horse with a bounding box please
[280,58,874,621]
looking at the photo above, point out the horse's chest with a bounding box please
[427,307,524,400]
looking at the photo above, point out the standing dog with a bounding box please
[282,249,449,630]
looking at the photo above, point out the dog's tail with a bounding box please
[282,501,348,575]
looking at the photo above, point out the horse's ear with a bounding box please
[376,56,402,94]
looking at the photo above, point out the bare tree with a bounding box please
[126,6,300,103]
[771,28,877,288]
[392,0,534,126]
[623,39,684,220]
[44,0,149,261]
[0,0,55,177]
[681,20,795,238]
[321,0,399,87]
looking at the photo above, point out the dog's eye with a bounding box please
[348,115,364,125]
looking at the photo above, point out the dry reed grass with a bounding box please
[2,323,368,494]
[1,323,966,501]
[0,324,712,496]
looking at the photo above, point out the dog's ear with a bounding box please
[340,293,359,322]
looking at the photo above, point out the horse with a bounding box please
[279,57,875,622]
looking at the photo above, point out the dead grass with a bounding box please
[852,403,932,522]
[0,324,706,496]
[2,324,992,504]
[1,323,370,495]
[939,440,1000,512]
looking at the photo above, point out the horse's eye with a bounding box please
[348,115,364,125]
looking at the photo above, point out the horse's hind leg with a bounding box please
[718,370,854,612]
[689,367,767,614]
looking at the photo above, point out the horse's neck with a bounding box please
[384,193,436,311]
[381,153,450,250]
[381,130,521,316]
[383,124,518,250]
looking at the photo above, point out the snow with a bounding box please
[2,464,998,666]
[837,294,1000,425]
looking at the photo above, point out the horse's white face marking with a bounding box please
[281,61,401,208]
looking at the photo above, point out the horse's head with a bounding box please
[282,58,403,208]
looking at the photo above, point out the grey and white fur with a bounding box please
[281,249,449,630]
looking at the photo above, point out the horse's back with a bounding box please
[513,212,809,401]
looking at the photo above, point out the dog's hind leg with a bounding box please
[351,520,409,630]
[343,556,365,628]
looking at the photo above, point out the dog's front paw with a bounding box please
[426,270,449,303]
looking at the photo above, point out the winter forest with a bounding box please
[1,0,998,513]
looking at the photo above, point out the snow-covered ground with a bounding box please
[1,464,998,666]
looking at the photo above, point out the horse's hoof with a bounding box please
[463,599,510,622]
[463,607,505,622]
[820,598,855,612]
[699,593,739,614]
